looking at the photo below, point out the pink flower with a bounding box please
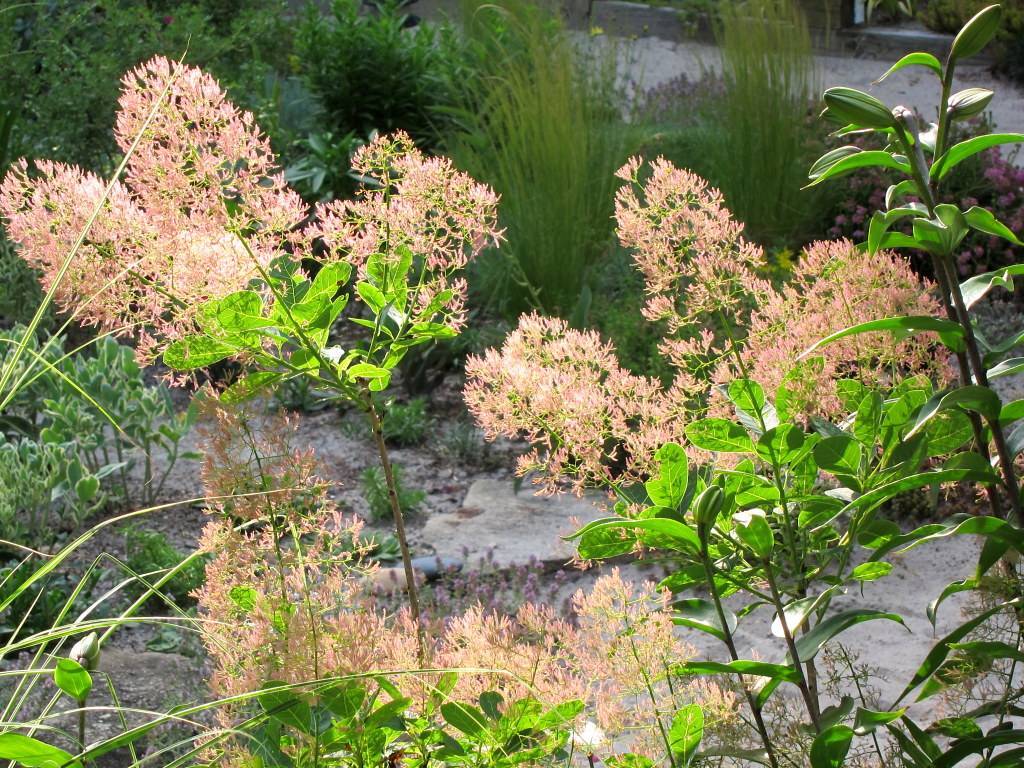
[311,132,501,332]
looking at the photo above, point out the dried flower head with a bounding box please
[734,239,949,418]
[464,313,689,493]
[0,56,307,360]
[312,131,501,332]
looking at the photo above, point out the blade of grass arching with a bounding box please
[0,489,284,614]
[101,674,141,765]
[0,54,186,406]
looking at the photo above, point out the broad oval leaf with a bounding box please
[669,704,703,765]
[685,418,754,453]
[54,658,92,700]
[810,724,853,768]
[0,735,81,768]
[163,336,236,371]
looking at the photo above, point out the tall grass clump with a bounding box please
[450,0,631,317]
[695,0,825,246]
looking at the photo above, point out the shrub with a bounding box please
[381,397,430,446]
[0,437,106,550]
[122,526,206,609]
[360,464,425,522]
[449,0,631,317]
[0,0,291,172]
[294,0,466,151]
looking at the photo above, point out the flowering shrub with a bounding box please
[468,8,1024,766]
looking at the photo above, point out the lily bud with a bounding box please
[693,486,724,534]
[70,632,100,672]
[947,88,993,121]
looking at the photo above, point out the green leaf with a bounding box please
[0,735,82,768]
[755,425,806,467]
[813,435,862,490]
[54,658,92,700]
[163,336,236,371]
[853,707,905,735]
[220,372,283,404]
[851,561,893,581]
[810,725,853,768]
[930,716,982,740]
[988,357,1024,380]
[876,52,942,81]
[577,525,636,560]
[215,291,269,332]
[441,702,488,736]
[822,87,896,130]
[961,263,1024,308]
[794,609,907,661]
[73,475,99,504]
[963,206,1023,245]
[931,133,1024,180]
[800,316,964,359]
[684,418,754,453]
[806,149,909,187]
[356,281,387,313]
[645,443,689,509]
[949,3,1002,61]
[853,391,883,447]
[572,516,701,555]
[907,386,1003,439]
[258,682,314,734]
[668,704,703,765]
[734,510,774,559]
[673,598,736,641]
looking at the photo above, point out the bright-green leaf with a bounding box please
[963,206,1023,245]
[441,702,488,736]
[685,418,754,453]
[669,704,703,765]
[853,707,905,735]
[810,725,853,768]
[932,133,1024,180]
[54,658,92,700]
[988,357,1024,380]
[0,735,82,768]
[162,336,236,371]
[851,561,893,582]
[645,443,689,509]
[673,598,737,641]
[258,683,314,734]
[734,510,774,559]
[876,51,942,81]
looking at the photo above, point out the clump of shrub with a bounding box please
[294,0,466,152]
[0,0,290,172]
[381,397,431,446]
[360,464,425,522]
[122,526,206,609]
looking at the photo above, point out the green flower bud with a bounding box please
[693,486,724,534]
[947,88,994,121]
[70,632,100,672]
[823,87,896,131]
[950,4,1002,63]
